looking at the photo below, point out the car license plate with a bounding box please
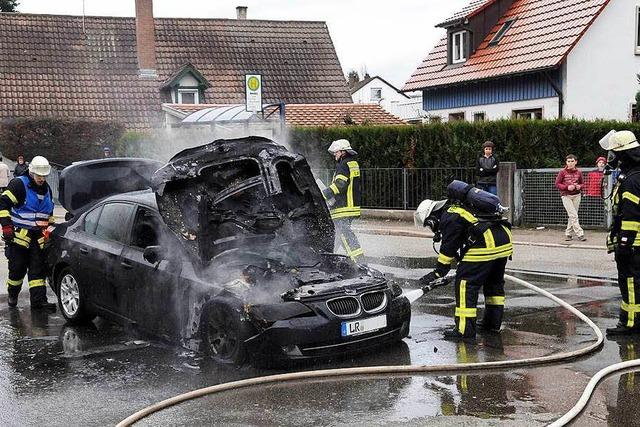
[341,315,387,337]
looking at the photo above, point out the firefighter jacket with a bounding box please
[433,205,513,278]
[323,154,362,220]
[0,175,55,249]
[608,167,640,252]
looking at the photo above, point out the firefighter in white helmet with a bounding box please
[0,155,56,310]
[321,139,364,263]
[600,130,640,335]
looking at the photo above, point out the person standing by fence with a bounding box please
[555,154,586,241]
[475,141,499,195]
[585,156,607,198]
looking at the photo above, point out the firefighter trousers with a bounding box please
[6,237,49,305]
[453,257,508,337]
[614,249,640,329]
[334,218,364,263]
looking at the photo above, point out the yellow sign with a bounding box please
[247,76,260,91]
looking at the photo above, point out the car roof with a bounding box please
[100,189,158,210]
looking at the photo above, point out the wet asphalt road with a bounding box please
[0,235,638,426]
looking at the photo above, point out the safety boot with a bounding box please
[30,301,57,312]
[7,294,18,308]
[606,324,640,336]
[476,321,501,333]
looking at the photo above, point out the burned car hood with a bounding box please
[59,158,163,216]
[151,136,334,265]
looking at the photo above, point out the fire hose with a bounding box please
[118,274,617,427]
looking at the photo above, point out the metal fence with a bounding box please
[314,168,476,210]
[514,168,610,228]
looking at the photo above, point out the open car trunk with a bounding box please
[151,137,335,266]
[59,158,163,216]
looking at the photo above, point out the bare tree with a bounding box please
[0,0,19,12]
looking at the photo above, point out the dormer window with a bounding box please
[178,89,199,104]
[160,63,212,105]
[489,18,516,46]
[451,31,468,64]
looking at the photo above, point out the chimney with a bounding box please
[236,6,248,20]
[135,0,158,78]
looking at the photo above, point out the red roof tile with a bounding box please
[404,0,610,91]
[438,0,497,27]
[165,103,406,127]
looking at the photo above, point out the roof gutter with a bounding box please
[544,70,564,119]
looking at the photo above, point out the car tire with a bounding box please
[201,299,253,365]
[56,267,95,324]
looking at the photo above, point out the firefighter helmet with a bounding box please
[414,199,447,228]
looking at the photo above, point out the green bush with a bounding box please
[0,117,124,165]
[288,119,638,169]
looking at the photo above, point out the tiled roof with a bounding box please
[437,0,496,27]
[404,0,610,91]
[164,103,407,126]
[349,75,410,98]
[0,13,352,131]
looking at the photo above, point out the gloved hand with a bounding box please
[419,271,440,286]
[2,225,14,242]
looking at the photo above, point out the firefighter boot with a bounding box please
[29,286,56,312]
[7,285,20,308]
[606,323,640,336]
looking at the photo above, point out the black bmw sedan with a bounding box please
[46,137,411,364]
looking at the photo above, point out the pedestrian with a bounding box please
[321,139,364,263]
[415,180,513,341]
[555,154,586,241]
[476,141,499,195]
[0,156,10,192]
[103,147,111,158]
[585,156,607,197]
[599,130,640,335]
[13,154,29,177]
[0,156,57,310]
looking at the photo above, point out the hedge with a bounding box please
[0,117,124,165]
[287,119,640,169]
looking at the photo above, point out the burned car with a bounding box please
[46,137,411,364]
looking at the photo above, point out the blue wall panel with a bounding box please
[423,70,560,111]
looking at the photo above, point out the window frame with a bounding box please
[512,108,543,120]
[636,6,640,55]
[177,88,200,104]
[448,112,465,122]
[473,112,486,122]
[489,18,516,46]
[82,205,103,235]
[370,87,383,102]
[451,31,468,64]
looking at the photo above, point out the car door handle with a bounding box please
[121,261,133,269]
[79,247,89,254]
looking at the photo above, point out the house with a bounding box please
[0,1,352,131]
[403,0,640,122]
[350,74,425,123]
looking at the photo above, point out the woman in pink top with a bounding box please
[555,154,585,241]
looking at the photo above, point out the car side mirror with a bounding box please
[143,246,167,264]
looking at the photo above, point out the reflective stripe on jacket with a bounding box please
[10,176,54,231]
[328,156,361,219]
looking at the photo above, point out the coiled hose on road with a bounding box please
[117,274,627,427]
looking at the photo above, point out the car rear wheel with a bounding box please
[202,300,253,365]
[57,267,95,324]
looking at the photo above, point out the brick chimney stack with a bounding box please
[236,6,248,20]
[136,0,157,78]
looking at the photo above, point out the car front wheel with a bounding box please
[201,300,253,365]
[57,267,95,324]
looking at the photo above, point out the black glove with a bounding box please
[419,271,440,286]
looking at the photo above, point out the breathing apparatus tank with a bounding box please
[447,180,508,217]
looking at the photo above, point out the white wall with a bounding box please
[564,0,640,121]
[352,78,409,114]
[426,97,560,122]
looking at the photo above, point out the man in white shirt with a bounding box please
[0,157,10,192]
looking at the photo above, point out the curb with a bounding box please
[354,227,606,251]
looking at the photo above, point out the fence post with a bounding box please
[498,162,516,223]
[402,168,408,210]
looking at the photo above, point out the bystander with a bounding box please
[585,156,606,198]
[476,141,499,195]
[555,154,585,241]
[0,156,9,192]
[13,155,28,177]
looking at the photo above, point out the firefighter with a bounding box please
[322,139,364,263]
[0,155,56,310]
[415,181,513,341]
[600,130,640,335]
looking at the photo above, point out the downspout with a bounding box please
[544,70,564,119]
